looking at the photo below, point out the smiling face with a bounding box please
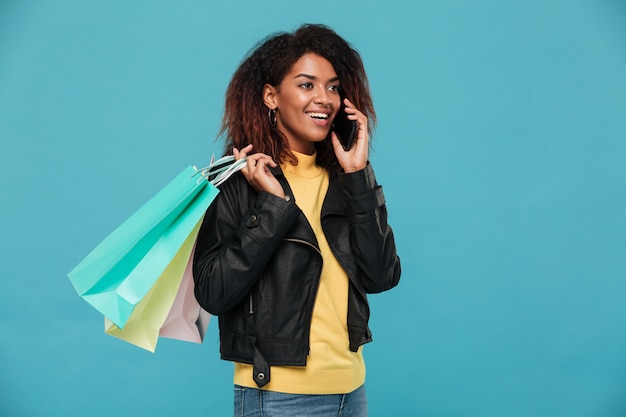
[263,53,341,155]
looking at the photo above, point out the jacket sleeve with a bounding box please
[338,163,401,293]
[192,176,301,315]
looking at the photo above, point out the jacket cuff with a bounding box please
[254,191,299,220]
[337,162,377,196]
[338,163,386,214]
[240,191,300,235]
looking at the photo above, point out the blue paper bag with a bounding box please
[68,166,219,328]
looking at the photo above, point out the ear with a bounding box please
[263,84,279,109]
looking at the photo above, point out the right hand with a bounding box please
[233,144,286,199]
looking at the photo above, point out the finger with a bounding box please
[330,131,345,154]
[344,106,364,120]
[256,154,277,167]
[235,144,254,161]
[247,155,257,172]
[238,152,250,176]
[342,103,368,129]
[253,157,274,177]
[248,153,277,166]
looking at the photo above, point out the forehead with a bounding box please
[285,53,338,79]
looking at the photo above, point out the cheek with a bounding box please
[279,99,302,116]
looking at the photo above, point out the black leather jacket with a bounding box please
[193,163,401,387]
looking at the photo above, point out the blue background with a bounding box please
[1,1,625,416]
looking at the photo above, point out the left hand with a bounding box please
[331,98,369,173]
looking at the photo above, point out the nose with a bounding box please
[314,90,332,106]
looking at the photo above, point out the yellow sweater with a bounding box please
[233,151,365,394]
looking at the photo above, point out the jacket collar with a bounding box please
[269,164,347,216]
[322,174,348,216]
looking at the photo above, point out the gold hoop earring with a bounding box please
[268,108,277,127]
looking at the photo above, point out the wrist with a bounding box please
[338,162,376,195]
[342,164,366,174]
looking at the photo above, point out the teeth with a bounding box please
[307,112,328,119]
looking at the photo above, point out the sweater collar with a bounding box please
[280,151,324,179]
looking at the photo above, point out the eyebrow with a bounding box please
[294,73,340,83]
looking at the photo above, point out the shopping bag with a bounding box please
[69,155,246,346]
[103,177,215,351]
[105,237,211,351]
[104,220,202,352]
[159,242,211,344]
[68,166,218,328]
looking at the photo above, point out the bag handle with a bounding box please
[193,155,248,187]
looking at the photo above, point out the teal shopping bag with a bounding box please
[68,166,218,328]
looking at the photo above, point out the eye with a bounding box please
[328,85,340,92]
[300,82,313,89]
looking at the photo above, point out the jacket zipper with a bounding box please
[283,237,322,356]
[283,238,321,256]
[249,293,254,315]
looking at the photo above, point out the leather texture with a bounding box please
[193,163,401,386]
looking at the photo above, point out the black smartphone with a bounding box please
[332,99,357,151]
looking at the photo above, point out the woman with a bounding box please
[193,24,401,416]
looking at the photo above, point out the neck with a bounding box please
[285,138,316,155]
[281,150,322,177]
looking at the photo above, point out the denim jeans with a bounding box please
[233,384,368,417]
